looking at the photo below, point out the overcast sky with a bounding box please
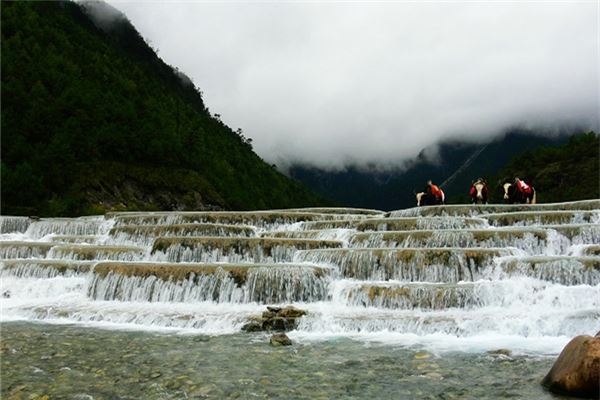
[106,1,598,170]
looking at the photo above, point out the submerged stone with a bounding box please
[241,321,263,333]
[270,333,292,346]
[487,349,512,357]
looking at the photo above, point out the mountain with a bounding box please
[493,132,598,203]
[1,1,328,217]
[289,130,578,210]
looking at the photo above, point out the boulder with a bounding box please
[240,321,263,332]
[542,334,600,398]
[262,317,297,331]
[242,305,308,332]
[270,333,292,346]
[278,306,307,319]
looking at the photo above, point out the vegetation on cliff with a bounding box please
[490,132,599,203]
[1,1,327,216]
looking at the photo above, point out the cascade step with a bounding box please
[545,224,600,243]
[0,241,57,259]
[90,261,331,303]
[5,301,262,332]
[491,256,600,285]
[47,244,145,261]
[349,228,549,251]
[294,247,510,281]
[0,216,33,234]
[339,281,476,309]
[335,279,600,310]
[24,217,107,239]
[484,211,599,227]
[151,237,343,263]
[109,223,256,245]
[356,217,489,232]
[9,302,598,336]
[47,235,103,244]
[297,308,600,338]
[109,211,352,228]
[261,229,354,242]
[271,207,384,216]
[577,245,600,256]
[0,259,94,277]
[299,219,364,230]
[390,199,600,217]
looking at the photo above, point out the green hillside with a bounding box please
[489,132,599,203]
[1,1,327,216]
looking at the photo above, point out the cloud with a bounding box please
[81,1,127,31]
[107,1,598,170]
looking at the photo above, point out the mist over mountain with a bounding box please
[110,1,598,169]
[289,130,595,210]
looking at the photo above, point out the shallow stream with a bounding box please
[1,322,573,400]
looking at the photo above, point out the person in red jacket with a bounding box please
[427,180,445,204]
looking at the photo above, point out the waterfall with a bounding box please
[293,248,510,281]
[47,245,145,261]
[1,200,598,352]
[89,269,242,302]
[0,216,32,234]
[24,217,107,239]
[151,237,342,263]
[0,260,93,278]
[331,278,600,310]
[89,264,330,304]
[108,223,257,246]
[357,217,489,231]
[0,242,54,259]
[242,265,331,303]
[487,256,600,285]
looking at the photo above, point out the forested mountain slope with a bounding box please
[1,1,327,216]
[290,131,574,210]
[489,132,599,203]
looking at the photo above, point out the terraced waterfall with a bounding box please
[1,201,599,398]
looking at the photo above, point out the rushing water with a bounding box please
[1,200,599,398]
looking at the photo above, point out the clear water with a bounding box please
[0,322,577,400]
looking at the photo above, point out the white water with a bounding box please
[1,202,599,354]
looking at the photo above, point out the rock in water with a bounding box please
[242,305,308,332]
[278,306,307,319]
[487,349,512,357]
[240,321,263,333]
[270,333,292,346]
[542,334,600,398]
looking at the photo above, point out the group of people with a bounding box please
[416,177,536,206]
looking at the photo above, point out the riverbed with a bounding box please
[1,322,573,400]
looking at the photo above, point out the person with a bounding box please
[427,180,445,204]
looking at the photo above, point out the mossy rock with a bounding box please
[270,333,292,346]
